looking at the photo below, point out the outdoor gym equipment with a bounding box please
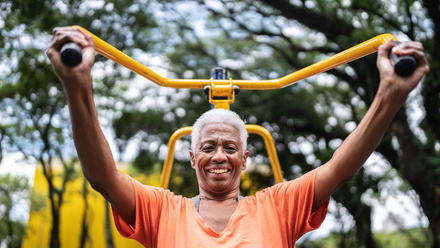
[60,25,416,188]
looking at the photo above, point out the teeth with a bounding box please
[210,169,229,174]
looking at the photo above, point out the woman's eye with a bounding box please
[225,146,237,153]
[202,146,214,152]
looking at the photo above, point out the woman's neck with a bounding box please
[198,188,240,202]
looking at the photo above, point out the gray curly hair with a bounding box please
[191,109,248,152]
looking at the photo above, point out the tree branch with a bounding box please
[258,0,354,39]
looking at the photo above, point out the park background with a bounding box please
[0,0,439,247]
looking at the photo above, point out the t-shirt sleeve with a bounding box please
[269,167,329,241]
[111,175,166,247]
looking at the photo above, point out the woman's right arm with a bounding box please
[46,27,135,226]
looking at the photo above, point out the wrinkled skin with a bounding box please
[190,123,249,200]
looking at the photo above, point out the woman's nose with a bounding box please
[211,148,227,163]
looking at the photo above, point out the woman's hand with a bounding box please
[46,26,95,93]
[376,39,430,102]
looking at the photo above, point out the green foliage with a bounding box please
[240,168,273,196]
[0,0,161,247]
[297,227,432,248]
[168,162,199,197]
[1,0,439,247]
[0,174,29,248]
[375,227,433,247]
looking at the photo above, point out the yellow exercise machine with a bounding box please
[63,26,399,188]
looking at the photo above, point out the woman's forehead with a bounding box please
[198,123,240,142]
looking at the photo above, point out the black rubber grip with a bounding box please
[60,42,82,67]
[389,41,417,77]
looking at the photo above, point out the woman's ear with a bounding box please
[242,150,249,171]
[189,150,196,169]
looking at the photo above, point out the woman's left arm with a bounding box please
[312,39,430,212]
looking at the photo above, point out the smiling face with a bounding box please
[190,123,249,198]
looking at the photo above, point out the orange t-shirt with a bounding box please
[112,168,329,248]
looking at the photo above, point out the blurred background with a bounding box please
[0,0,439,247]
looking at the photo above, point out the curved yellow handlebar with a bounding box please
[72,25,398,189]
[74,25,396,90]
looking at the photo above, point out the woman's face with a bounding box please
[190,123,248,196]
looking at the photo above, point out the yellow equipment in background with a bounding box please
[72,25,396,187]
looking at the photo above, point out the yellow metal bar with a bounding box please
[246,125,284,184]
[213,102,231,109]
[233,33,397,89]
[73,25,396,91]
[159,127,193,189]
[159,125,283,189]
[72,25,177,87]
[208,78,235,109]
[73,25,393,188]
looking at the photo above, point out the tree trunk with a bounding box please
[333,169,378,248]
[46,175,60,248]
[390,111,440,247]
[356,207,377,248]
[50,201,60,248]
[79,178,90,248]
[105,201,115,248]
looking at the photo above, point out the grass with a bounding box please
[297,227,432,248]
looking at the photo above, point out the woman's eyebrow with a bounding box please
[224,140,239,145]
[199,139,216,145]
[199,139,239,145]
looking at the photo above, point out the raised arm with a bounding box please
[312,39,430,212]
[46,27,135,225]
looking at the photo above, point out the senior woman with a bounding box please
[47,26,429,247]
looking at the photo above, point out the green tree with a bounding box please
[0,0,158,247]
[0,174,29,248]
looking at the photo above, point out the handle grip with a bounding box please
[389,41,417,77]
[60,42,82,67]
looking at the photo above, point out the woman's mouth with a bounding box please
[207,168,231,174]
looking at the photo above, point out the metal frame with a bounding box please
[72,25,397,188]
